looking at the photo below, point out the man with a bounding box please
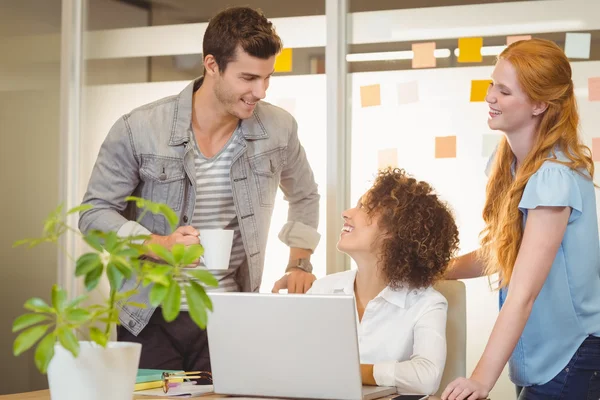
[79,6,320,373]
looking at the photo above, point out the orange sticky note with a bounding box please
[435,136,457,159]
[458,37,483,63]
[360,84,381,107]
[507,35,532,45]
[274,48,293,72]
[377,148,398,169]
[589,77,600,101]
[470,80,492,102]
[412,42,436,69]
[592,138,600,162]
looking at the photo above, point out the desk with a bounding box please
[0,390,442,400]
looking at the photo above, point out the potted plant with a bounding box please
[11,197,217,400]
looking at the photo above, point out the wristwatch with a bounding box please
[286,258,313,273]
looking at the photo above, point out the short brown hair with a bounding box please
[203,7,283,72]
[363,168,459,289]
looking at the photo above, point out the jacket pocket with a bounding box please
[249,148,286,207]
[139,154,185,214]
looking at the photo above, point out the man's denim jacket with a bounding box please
[79,78,321,335]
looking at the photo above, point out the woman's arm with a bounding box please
[363,300,448,394]
[444,250,487,280]
[442,206,570,400]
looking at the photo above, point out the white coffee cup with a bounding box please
[199,229,234,270]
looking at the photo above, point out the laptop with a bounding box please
[207,292,397,400]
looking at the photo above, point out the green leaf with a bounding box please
[84,266,103,291]
[149,284,169,307]
[147,244,176,265]
[13,324,50,356]
[111,257,133,279]
[161,281,181,322]
[181,244,204,266]
[51,285,67,312]
[12,238,34,248]
[103,231,118,252]
[75,253,102,277]
[65,309,91,324]
[66,204,93,215]
[13,314,51,332]
[185,269,219,287]
[125,302,147,309]
[171,244,185,264]
[195,282,213,312]
[158,204,179,233]
[184,282,208,329]
[106,264,124,291]
[34,332,55,374]
[57,328,79,358]
[24,298,54,313]
[83,232,104,252]
[89,327,108,347]
[65,295,88,309]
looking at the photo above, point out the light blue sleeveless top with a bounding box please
[489,150,600,386]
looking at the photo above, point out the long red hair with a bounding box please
[480,38,594,288]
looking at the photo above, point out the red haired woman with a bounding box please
[442,38,600,400]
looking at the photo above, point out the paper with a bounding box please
[589,77,600,102]
[412,42,436,69]
[470,80,492,102]
[435,136,457,159]
[360,84,381,107]
[564,32,591,59]
[135,383,214,397]
[593,138,600,162]
[274,48,293,72]
[377,148,398,169]
[482,134,502,157]
[458,37,483,63]
[507,35,531,45]
[397,81,419,105]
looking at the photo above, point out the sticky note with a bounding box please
[435,136,457,159]
[360,84,381,107]
[470,80,492,102]
[458,37,483,63]
[397,81,419,105]
[592,138,600,162]
[564,33,591,59]
[412,42,436,69]
[589,77,600,102]
[482,134,502,157]
[274,48,293,72]
[377,148,398,169]
[507,35,532,45]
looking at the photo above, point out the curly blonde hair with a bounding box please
[363,168,460,289]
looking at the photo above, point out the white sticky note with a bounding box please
[564,32,591,59]
[397,81,419,105]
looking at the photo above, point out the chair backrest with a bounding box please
[433,280,467,397]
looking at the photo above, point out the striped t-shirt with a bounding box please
[180,127,246,310]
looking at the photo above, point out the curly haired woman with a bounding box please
[442,39,600,400]
[308,168,460,395]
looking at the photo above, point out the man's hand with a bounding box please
[271,268,316,293]
[144,226,200,260]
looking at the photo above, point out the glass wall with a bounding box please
[0,0,62,394]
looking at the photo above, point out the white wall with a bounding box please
[350,61,600,399]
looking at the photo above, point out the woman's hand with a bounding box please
[441,377,490,400]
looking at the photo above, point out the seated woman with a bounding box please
[308,168,459,395]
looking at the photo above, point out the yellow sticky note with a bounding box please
[458,37,483,63]
[589,77,600,102]
[470,80,492,102]
[435,136,457,159]
[592,138,600,162]
[274,48,293,72]
[377,148,398,169]
[412,42,436,69]
[360,84,381,108]
[507,35,531,45]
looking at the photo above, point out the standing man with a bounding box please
[79,6,320,373]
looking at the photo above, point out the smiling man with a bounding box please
[79,7,320,373]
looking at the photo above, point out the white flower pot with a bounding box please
[47,341,141,400]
